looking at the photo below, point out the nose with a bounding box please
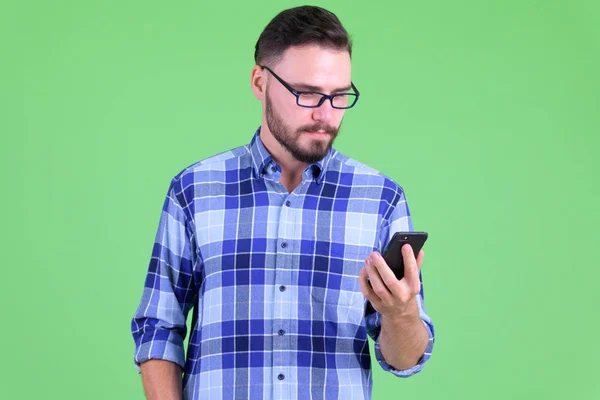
[311,98,336,123]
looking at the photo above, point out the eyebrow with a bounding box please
[290,83,353,93]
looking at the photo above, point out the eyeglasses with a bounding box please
[260,65,360,109]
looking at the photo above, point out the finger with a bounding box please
[370,252,402,296]
[358,266,380,303]
[416,249,425,269]
[402,244,421,293]
[365,255,392,301]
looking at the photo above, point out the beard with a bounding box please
[265,92,341,164]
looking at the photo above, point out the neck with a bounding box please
[259,126,308,193]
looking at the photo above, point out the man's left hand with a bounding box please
[358,244,425,319]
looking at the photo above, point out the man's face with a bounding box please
[264,45,351,164]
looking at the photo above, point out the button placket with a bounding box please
[273,189,294,387]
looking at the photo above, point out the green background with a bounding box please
[3,0,599,399]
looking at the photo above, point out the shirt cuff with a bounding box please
[374,319,435,378]
[133,331,186,374]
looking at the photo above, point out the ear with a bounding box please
[250,65,267,101]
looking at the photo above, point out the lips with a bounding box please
[304,130,330,136]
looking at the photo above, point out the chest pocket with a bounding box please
[309,247,365,306]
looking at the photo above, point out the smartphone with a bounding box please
[382,231,428,280]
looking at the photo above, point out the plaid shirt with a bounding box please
[131,127,435,399]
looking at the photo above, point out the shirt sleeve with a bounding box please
[131,178,201,372]
[366,189,435,377]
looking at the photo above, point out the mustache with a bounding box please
[297,124,338,135]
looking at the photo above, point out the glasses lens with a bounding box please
[297,93,324,107]
[331,94,356,108]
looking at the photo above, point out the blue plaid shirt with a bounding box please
[131,127,435,399]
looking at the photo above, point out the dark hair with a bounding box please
[254,6,352,67]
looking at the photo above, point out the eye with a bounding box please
[297,93,324,107]
[332,94,352,108]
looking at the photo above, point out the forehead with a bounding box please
[275,45,352,89]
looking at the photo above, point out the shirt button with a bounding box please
[278,374,285,380]
[281,242,287,248]
[278,329,285,336]
[285,200,291,207]
[271,166,277,172]
[279,285,286,292]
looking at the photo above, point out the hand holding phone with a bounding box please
[365,231,428,314]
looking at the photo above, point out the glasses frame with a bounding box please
[259,65,360,109]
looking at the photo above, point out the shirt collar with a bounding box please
[249,126,333,183]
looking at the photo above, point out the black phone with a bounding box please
[365,231,428,315]
[382,231,428,280]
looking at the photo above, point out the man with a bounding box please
[131,5,434,400]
